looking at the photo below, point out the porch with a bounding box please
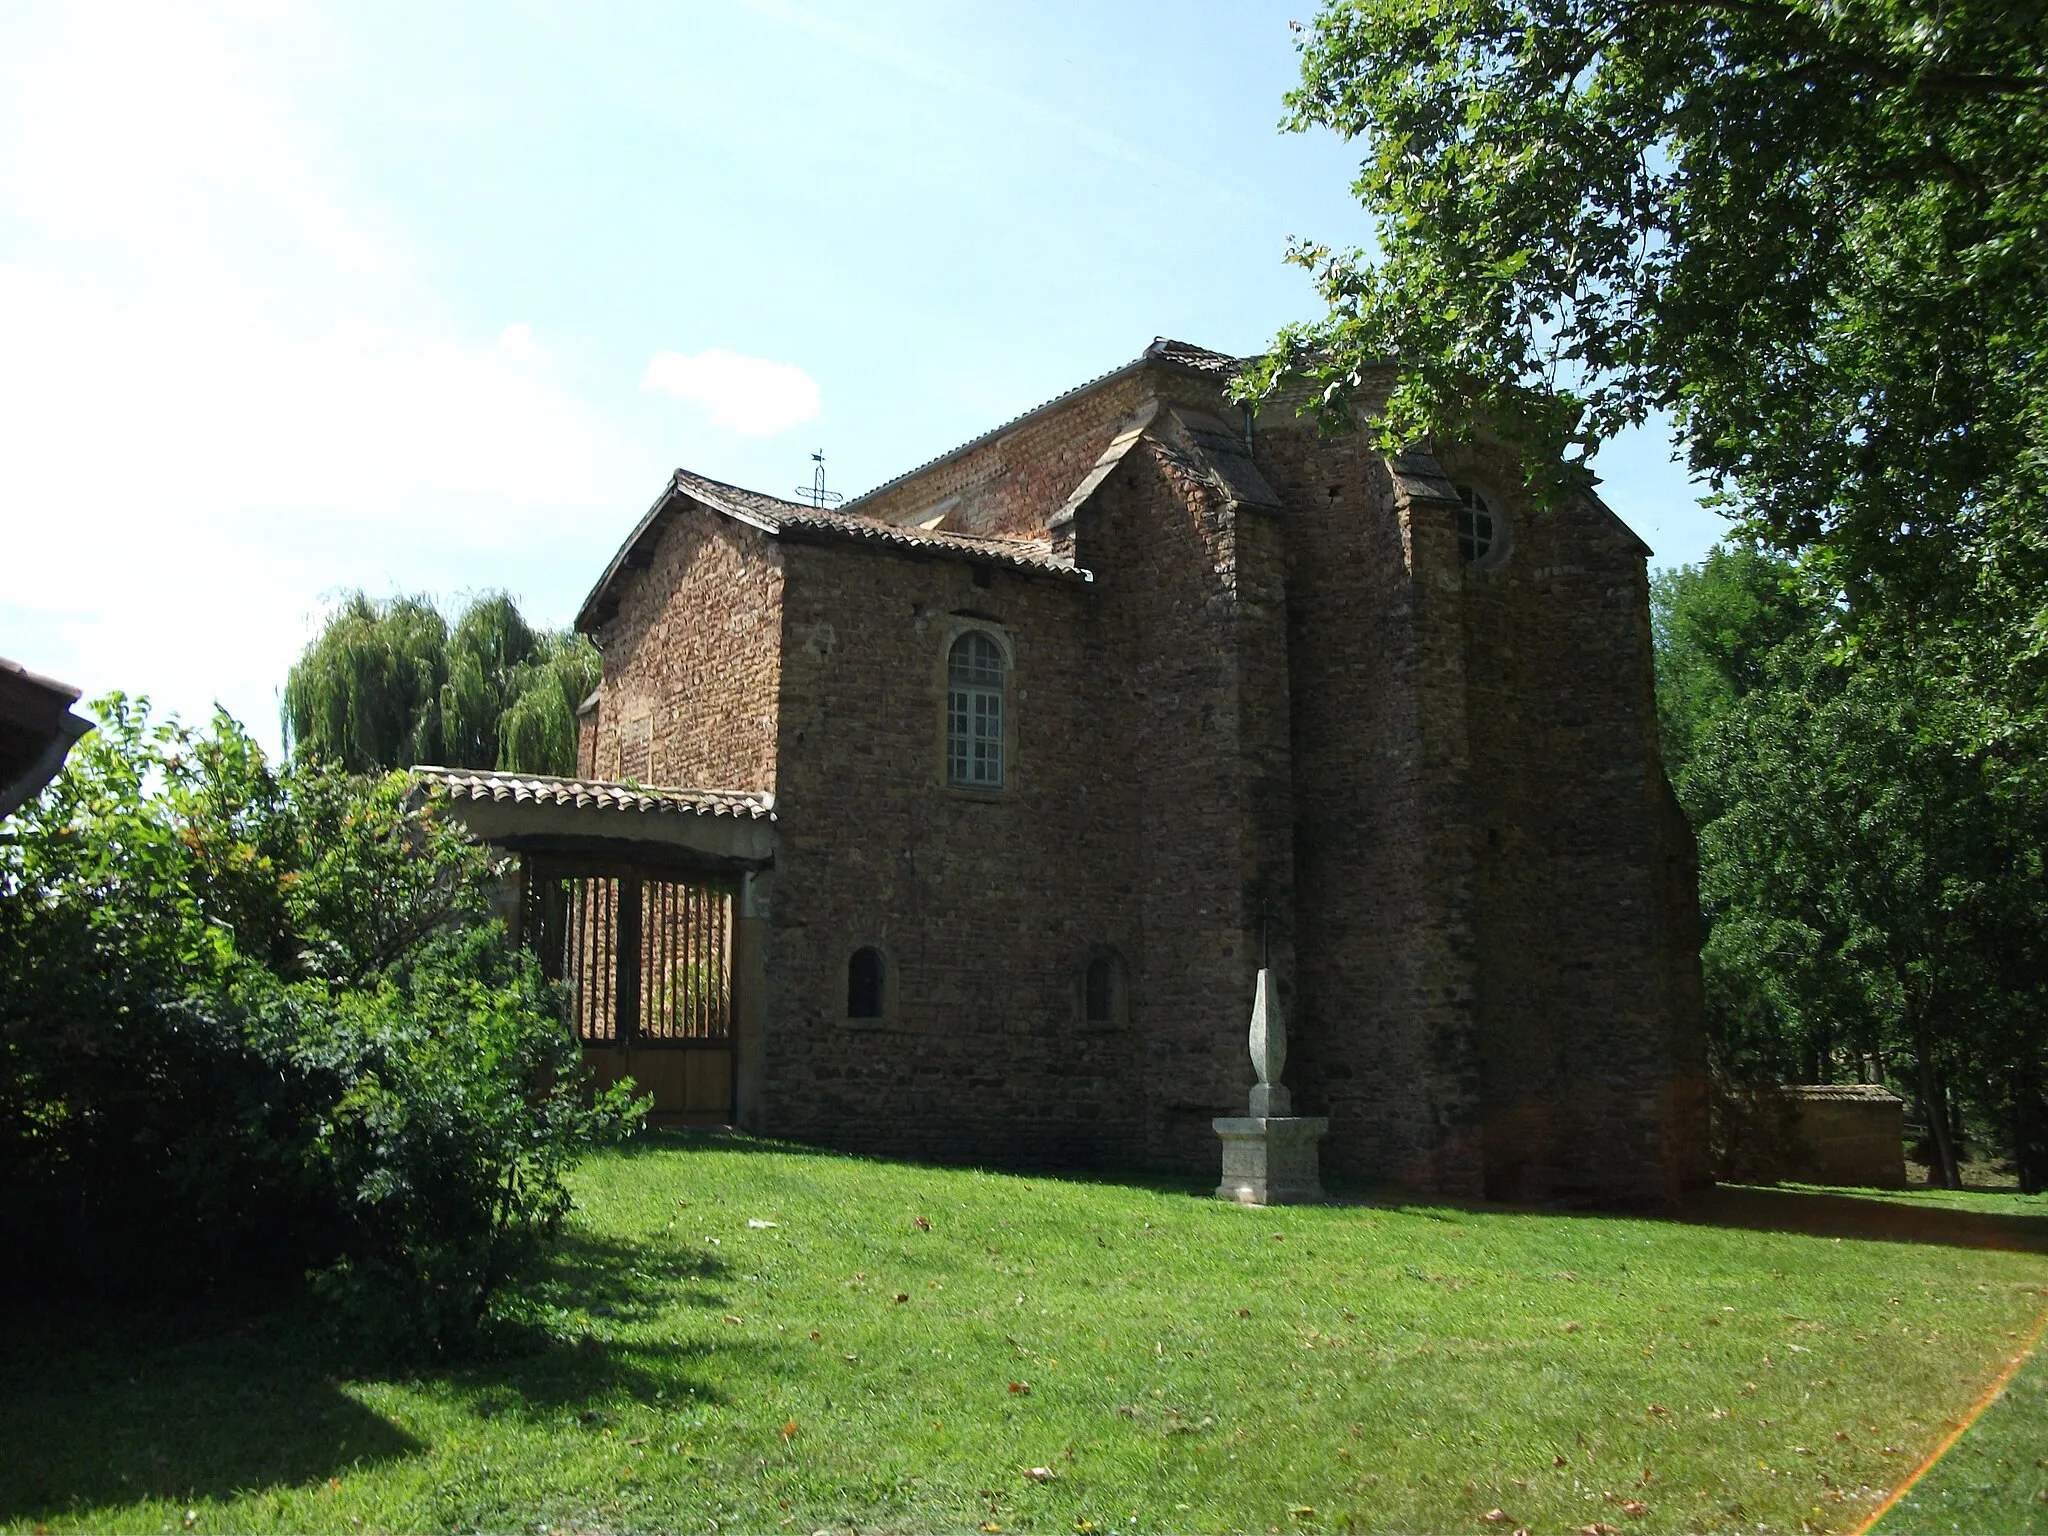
[412,768,776,1128]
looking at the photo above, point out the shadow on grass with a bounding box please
[0,1299,423,1524]
[1673,1183,2048,1254]
[0,1225,770,1525]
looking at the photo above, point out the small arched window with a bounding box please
[847,946,886,1020]
[1084,954,1118,1026]
[1455,483,1497,564]
[946,631,1005,789]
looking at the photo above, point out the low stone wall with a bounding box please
[1717,1083,1906,1188]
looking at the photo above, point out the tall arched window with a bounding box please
[847,946,886,1020]
[1455,483,1497,564]
[946,631,1005,789]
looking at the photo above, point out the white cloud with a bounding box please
[0,4,667,751]
[641,347,821,437]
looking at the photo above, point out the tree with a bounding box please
[284,592,600,777]
[0,697,643,1344]
[1656,549,2048,1189]
[1244,0,2048,629]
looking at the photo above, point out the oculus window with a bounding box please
[946,631,1006,789]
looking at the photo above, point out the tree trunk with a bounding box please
[1919,1055,1961,1189]
[2014,1066,2048,1196]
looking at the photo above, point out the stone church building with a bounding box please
[505,338,1707,1205]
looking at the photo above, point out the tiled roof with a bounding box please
[672,470,1078,575]
[577,465,1089,629]
[1144,338,1245,376]
[412,766,776,821]
[842,336,1250,513]
[1787,1083,1904,1103]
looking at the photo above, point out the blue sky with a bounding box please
[0,1,1728,750]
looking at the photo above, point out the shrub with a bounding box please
[0,697,643,1350]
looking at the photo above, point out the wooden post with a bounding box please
[615,874,643,1047]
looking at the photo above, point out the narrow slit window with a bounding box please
[1085,955,1117,1025]
[847,946,886,1020]
[946,631,1006,789]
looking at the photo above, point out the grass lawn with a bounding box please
[3,1134,2045,1535]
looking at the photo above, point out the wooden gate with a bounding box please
[521,859,735,1126]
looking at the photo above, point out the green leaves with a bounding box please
[1,698,643,1346]
[283,590,601,776]
[1254,0,2048,608]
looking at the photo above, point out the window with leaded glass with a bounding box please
[946,631,1005,790]
[1455,483,1496,564]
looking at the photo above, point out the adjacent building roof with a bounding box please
[0,657,95,820]
[413,766,775,821]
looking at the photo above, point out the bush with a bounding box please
[0,697,643,1351]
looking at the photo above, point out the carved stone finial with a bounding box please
[1247,968,1290,1118]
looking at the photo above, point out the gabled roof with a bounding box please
[577,468,1089,632]
[841,337,1249,514]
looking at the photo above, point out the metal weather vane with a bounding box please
[795,450,843,510]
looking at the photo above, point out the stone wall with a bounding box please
[756,537,1145,1165]
[585,511,784,792]
[1439,443,1707,1204]
[575,350,1709,1201]
[1256,418,1487,1196]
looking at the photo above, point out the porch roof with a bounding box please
[411,767,777,871]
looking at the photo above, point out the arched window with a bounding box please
[1084,954,1117,1026]
[1455,483,1497,564]
[847,946,886,1020]
[946,631,1005,789]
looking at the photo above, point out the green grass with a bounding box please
[1878,1314,2048,1534]
[4,1134,2046,1535]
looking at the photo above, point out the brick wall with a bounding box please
[589,510,784,792]
[755,539,1145,1165]
[577,352,1708,1201]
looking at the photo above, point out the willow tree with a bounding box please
[281,593,450,774]
[284,592,600,776]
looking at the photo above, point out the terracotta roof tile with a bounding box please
[412,766,775,820]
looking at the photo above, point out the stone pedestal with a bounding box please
[1213,1115,1330,1205]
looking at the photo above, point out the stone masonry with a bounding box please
[573,338,1710,1204]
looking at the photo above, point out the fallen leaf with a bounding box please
[982,1525,1001,1533]
[625,1435,649,1447]
[748,1218,777,1228]
[182,1514,197,1532]
[915,1215,931,1231]
[1025,1466,1059,1483]
[1008,1382,1031,1395]
[781,1420,799,1442]
[1573,1525,1620,1536]
[1288,1507,1315,1521]
[895,1292,910,1303]
[1074,1523,1099,1534]
[1553,1455,1568,1468]
[327,1479,341,1492]
[723,1315,742,1325]
[1236,1308,1252,1318]
[1564,1322,1583,1333]
[1645,1405,1670,1417]
[1621,1501,1649,1517]
[808,1330,821,1341]
[1481,1510,1512,1524]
